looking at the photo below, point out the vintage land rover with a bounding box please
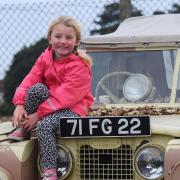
[0,14,180,180]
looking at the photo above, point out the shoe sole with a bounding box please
[0,122,16,135]
[7,135,29,141]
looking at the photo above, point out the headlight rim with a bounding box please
[0,167,13,180]
[38,144,74,180]
[134,144,165,180]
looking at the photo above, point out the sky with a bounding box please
[1,0,180,13]
[1,0,179,10]
[1,0,50,4]
[0,0,106,79]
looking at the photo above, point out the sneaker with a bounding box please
[42,173,58,180]
[42,168,58,180]
[8,127,30,141]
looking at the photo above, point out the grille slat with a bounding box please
[79,145,134,180]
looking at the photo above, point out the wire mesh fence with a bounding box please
[0,0,180,107]
[132,0,180,15]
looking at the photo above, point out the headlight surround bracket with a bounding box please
[134,144,165,180]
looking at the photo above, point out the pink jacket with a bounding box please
[13,47,94,119]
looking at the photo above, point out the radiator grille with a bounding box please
[79,145,133,180]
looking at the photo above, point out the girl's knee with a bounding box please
[27,83,49,99]
[29,83,47,93]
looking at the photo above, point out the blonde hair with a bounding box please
[47,16,92,66]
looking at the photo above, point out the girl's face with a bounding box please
[49,23,78,59]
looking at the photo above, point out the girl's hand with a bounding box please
[12,105,27,127]
[21,112,39,132]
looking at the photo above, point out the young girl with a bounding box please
[8,16,94,180]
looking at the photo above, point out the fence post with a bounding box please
[119,0,132,21]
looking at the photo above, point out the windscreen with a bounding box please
[89,50,178,104]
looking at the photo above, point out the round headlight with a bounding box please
[135,146,164,179]
[56,145,73,179]
[123,74,152,102]
[38,145,73,180]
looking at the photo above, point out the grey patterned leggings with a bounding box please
[25,83,78,170]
